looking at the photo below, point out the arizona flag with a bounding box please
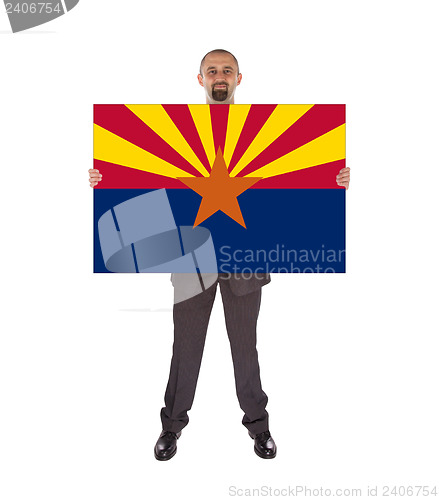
[93,104,346,273]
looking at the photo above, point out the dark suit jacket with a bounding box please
[171,272,270,299]
[226,273,271,295]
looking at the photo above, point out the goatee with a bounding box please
[212,87,229,102]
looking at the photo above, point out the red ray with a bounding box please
[162,105,212,172]
[227,104,277,172]
[210,104,229,155]
[94,105,201,177]
[236,104,345,177]
[250,159,346,189]
[93,160,189,189]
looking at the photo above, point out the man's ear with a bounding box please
[197,74,204,87]
[237,73,242,86]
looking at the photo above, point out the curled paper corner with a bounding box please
[4,0,80,33]
[97,189,219,302]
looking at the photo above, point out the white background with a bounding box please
[1,1,438,499]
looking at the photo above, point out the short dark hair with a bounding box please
[199,49,240,76]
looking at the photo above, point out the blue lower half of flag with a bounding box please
[94,188,345,273]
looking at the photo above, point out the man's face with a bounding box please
[198,53,242,104]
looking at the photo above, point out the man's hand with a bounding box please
[89,169,102,188]
[336,167,350,190]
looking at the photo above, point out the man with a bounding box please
[89,49,351,461]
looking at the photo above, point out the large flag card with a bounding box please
[93,104,346,274]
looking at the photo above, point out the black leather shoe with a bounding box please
[249,430,277,459]
[154,430,182,461]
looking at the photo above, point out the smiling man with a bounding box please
[197,49,242,103]
[89,49,350,462]
[155,51,276,462]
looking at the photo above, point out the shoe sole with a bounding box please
[154,447,177,461]
[254,445,276,459]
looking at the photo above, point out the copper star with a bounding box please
[178,148,261,228]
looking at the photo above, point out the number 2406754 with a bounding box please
[5,3,62,14]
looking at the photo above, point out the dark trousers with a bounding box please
[160,275,269,435]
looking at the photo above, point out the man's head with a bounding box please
[198,49,242,104]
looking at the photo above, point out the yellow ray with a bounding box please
[247,124,346,178]
[223,104,251,167]
[94,124,195,178]
[126,104,209,177]
[188,104,216,168]
[231,104,314,177]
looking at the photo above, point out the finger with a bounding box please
[337,182,349,189]
[338,167,350,173]
[88,169,100,173]
[336,174,350,181]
